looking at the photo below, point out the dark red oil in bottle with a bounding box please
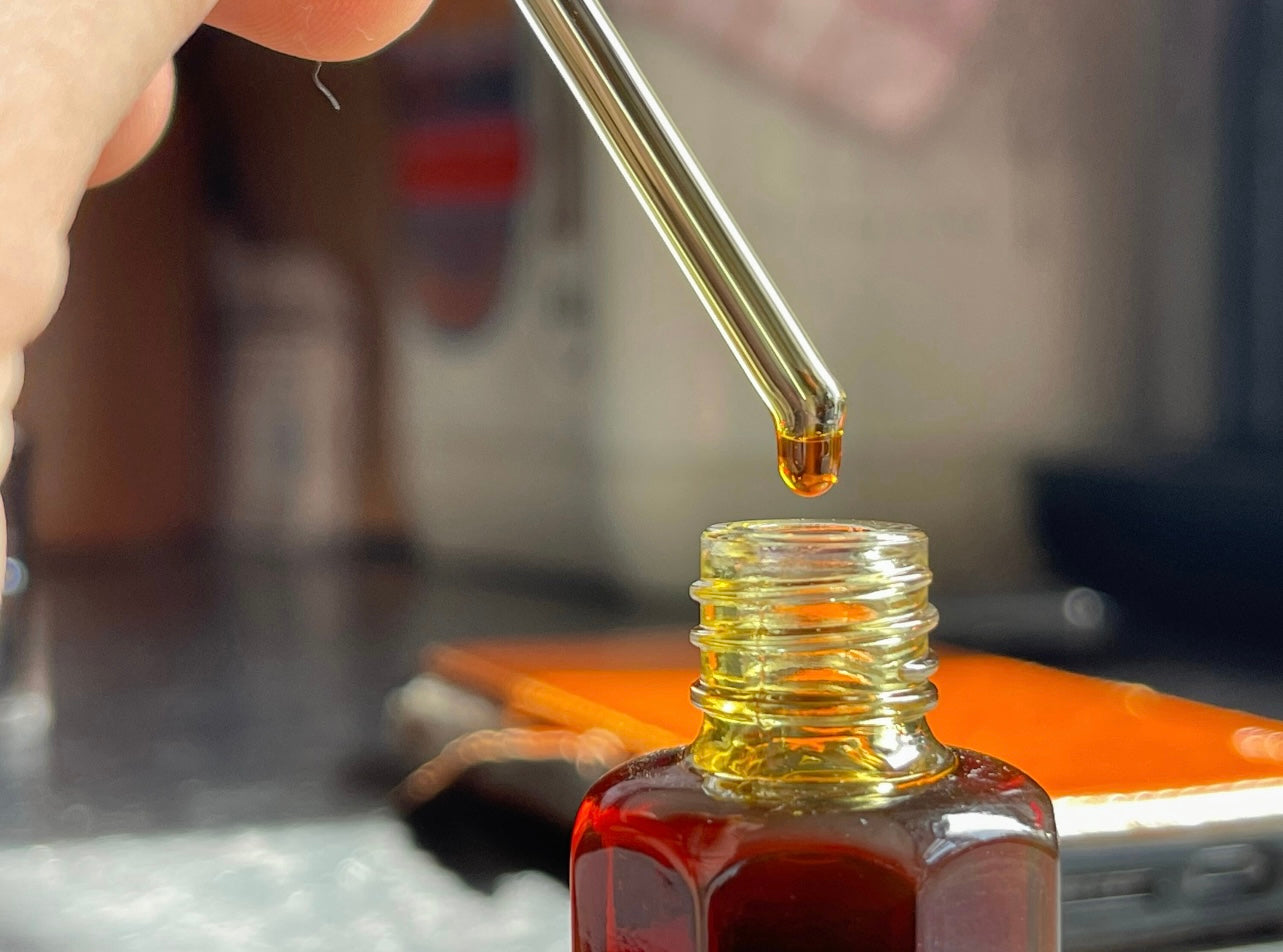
[572,747,1058,952]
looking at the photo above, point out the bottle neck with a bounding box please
[687,521,956,800]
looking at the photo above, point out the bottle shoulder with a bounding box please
[576,745,1056,860]
[583,746,694,810]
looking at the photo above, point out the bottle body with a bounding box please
[572,746,1057,952]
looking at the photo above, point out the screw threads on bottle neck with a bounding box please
[688,520,956,798]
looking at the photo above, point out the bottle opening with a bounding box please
[702,518,923,551]
[696,519,930,592]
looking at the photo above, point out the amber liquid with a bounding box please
[572,748,1058,952]
[776,430,842,497]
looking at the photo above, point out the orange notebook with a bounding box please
[421,627,1283,843]
[399,627,1283,947]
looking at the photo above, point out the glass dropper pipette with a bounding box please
[511,0,847,496]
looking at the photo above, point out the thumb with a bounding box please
[0,0,215,352]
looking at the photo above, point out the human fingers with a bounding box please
[205,0,433,61]
[88,61,178,188]
[0,0,212,350]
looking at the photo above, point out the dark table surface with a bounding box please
[0,547,1280,950]
[0,548,670,843]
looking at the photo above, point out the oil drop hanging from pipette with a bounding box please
[511,0,847,495]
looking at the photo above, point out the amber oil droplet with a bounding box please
[776,429,842,497]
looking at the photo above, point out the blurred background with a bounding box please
[3,0,1283,948]
[21,0,1258,605]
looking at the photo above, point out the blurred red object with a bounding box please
[395,116,525,206]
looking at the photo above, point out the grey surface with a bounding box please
[1,551,652,843]
[0,549,1279,950]
[0,814,568,952]
[0,551,640,951]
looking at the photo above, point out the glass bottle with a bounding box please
[571,520,1059,951]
